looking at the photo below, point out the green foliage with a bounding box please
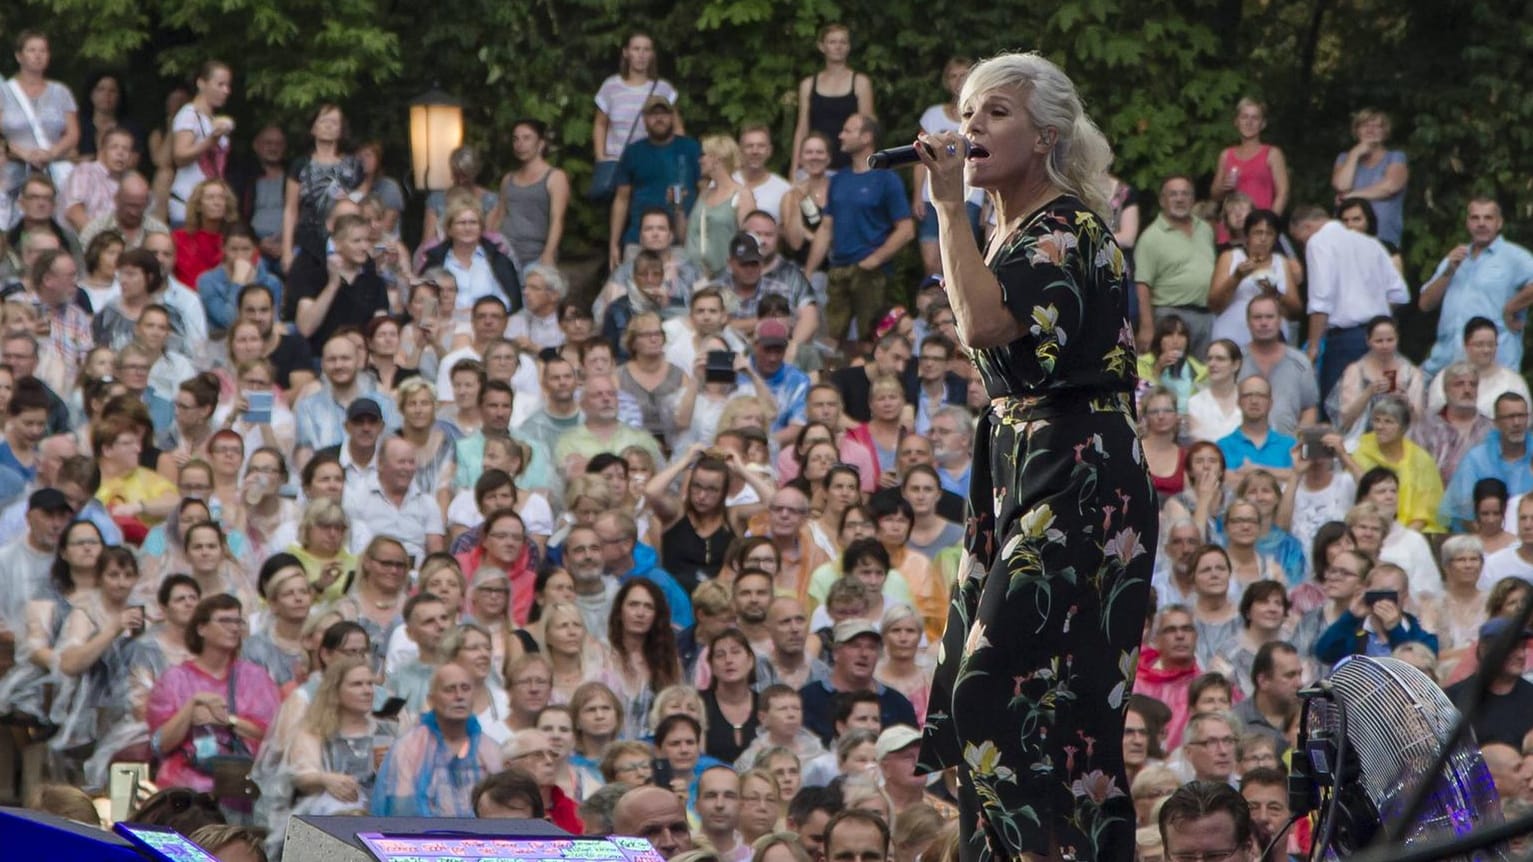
[7,0,1533,307]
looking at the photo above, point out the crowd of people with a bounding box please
[0,17,1530,862]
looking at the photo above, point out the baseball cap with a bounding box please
[642,95,675,114]
[876,725,922,759]
[1479,617,1533,642]
[346,397,383,423]
[729,231,764,263]
[28,487,74,514]
[755,318,790,349]
[834,619,882,646]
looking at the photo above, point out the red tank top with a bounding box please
[1223,144,1276,209]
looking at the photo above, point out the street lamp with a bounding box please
[409,88,463,190]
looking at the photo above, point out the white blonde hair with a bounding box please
[960,51,1113,214]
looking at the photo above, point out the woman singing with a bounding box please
[915,52,1155,862]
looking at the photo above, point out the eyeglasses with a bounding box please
[614,761,652,776]
[1169,850,1242,862]
[1187,736,1238,749]
[372,557,409,570]
[67,537,103,548]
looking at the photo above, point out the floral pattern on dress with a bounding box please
[919,197,1155,862]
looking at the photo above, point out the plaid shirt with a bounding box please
[1410,407,1493,487]
[42,298,93,389]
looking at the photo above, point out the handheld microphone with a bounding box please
[867,143,933,170]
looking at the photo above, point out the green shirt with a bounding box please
[1135,214,1216,308]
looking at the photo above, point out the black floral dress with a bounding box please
[919,195,1156,862]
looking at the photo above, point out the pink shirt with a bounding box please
[146,658,280,791]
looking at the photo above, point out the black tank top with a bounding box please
[809,72,860,170]
[662,515,735,594]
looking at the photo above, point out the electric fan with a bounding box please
[1292,655,1510,862]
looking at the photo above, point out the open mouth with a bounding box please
[967,143,991,160]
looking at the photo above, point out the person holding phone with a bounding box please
[1314,561,1438,665]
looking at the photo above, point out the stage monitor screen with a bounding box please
[358,833,667,862]
[114,823,225,862]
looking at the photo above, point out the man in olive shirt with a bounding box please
[1135,175,1217,357]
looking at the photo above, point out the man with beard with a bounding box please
[735,126,791,224]
[798,619,916,746]
[732,568,775,658]
[373,664,503,816]
[609,98,701,270]
[928,404,974,497]
[757,596,830,690]
[868,434,965,522]
[235,282,315,393]
[1410,361,1493,488]
[827,331,911,425]
[295,332,399,464]
[565,525,618,643]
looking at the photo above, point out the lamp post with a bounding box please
[408,88,463,191]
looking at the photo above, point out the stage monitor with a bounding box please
[0,806,146,862]
[114,822,224,862]
[358,833,667,862]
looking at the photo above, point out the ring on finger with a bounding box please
[946,143,957,155]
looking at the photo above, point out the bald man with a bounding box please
[372,664,503,816]
[613,785,693,859]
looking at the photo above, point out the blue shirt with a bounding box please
[1440,431,1533,530]
[616,135,702,245]
[294,381,401,453]
[1217,427,1296,471]
[0,441,35,483]
[1334,149,1407,245]
[825,169,912,269]
[1422,236,1533,376]
[755,361,810,431]
[197,263,284,332]
[622,543,694,629]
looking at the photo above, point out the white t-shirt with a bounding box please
[594,76,679,161]
[734,171,793,225]
[1291,471,1358,567]
[916,104,985,207]
[169,104,228,223]
[446,487,555,537]
[1481,544,1533,590]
